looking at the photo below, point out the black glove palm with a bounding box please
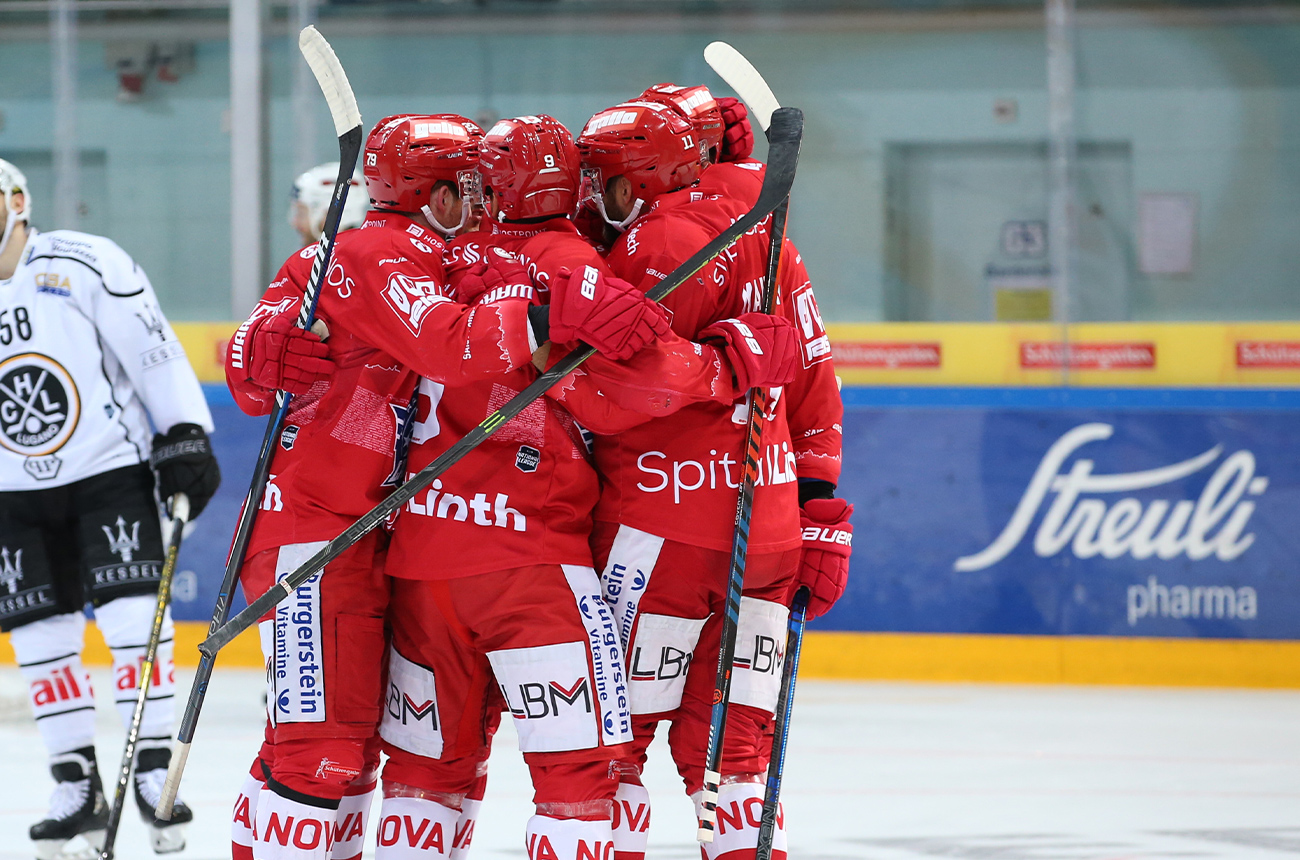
[151,423,221,518]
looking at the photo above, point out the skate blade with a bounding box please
[33,829,106,860]
[149,822,188,855]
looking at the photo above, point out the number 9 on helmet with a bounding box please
[478,115,581,222]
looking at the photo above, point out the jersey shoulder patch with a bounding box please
[29,231,142,297]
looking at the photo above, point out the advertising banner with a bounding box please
[176,389,1299,644]
[823,404,1300,639]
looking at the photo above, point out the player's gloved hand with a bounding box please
[699,313,799,394]
[797,498,853,620]
[457,248,538,305]
[716,97,755,162]
[151,423,222,518]
[549,265,671,360]
[242,310,334,395]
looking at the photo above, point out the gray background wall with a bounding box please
[0,9,1296,322]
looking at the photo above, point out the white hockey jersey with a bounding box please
[0,229,212,490]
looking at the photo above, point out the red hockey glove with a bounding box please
[549,265,671,360]
[457,249,537,305]
[243,311,333,395]
[798,498,854,620]
[716,97,755,162]
[699,313,799,394]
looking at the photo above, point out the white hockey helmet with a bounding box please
[0,159,32,259]
[290,161,368,240]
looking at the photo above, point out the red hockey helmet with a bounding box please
[576,101,707,206]
[638,83,724,163]
[364,114,484,213]
[478,115,580,221]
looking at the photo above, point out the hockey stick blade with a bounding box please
[157,25,361,819]
[705,41,780,132]
[299,25,361,136]
[200,107,806,659]
[101,495,190,859]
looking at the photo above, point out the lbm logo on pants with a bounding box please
[486,641,599,753]
[502,678,592,720]
[379,646,444,759]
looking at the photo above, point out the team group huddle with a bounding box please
[224,83,854,860]
[0,71,851,860]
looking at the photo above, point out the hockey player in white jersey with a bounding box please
[289,161,368,247]
[0,159,221,859]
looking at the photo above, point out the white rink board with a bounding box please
[1,668,1298,859]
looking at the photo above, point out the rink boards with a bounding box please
[3,321,1299,686]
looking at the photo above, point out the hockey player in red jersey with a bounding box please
[574,100,852,860]
[369,115,681,860]
[223,113,668,860]
[369,113,799,860]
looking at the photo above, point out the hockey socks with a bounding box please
[525,815,616,860]
[12,612,98,757]
[694,782,786,860]
[449,774,487,860]
[611,780,651,860]
[97,595,178,743]
[253,785,340,860]
[232,769,266,860]
[329,781,375,860]
[374,794,460,858]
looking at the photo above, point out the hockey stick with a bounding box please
[698,41,792,843]
[755,586,809,860]
[99,494,190,860]
[155,24,362,820]
[199,106,806,659]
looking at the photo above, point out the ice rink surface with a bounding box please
[1,667,1298,860]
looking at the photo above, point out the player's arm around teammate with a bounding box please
[0,159,219,858]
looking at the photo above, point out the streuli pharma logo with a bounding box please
[955,423,1266,572]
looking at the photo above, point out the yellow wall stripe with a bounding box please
[178,320,1300,387]
[825,321,1300,388]
[0,622,263,670]
[5,625,1297,689]
[801,631,1300,688]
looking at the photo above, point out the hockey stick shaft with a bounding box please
[698,194,791,843]
[156,25,361,819]
[755,586,809,860]
[201,107,806,659]
[698,42,797,842]
[99,494,190,860]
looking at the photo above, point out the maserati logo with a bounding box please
[0,547,22,594]
[102,516,141,562]
[135,305,167,342]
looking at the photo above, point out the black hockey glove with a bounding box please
[151,423,221,518]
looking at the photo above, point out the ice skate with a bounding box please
[29,749,108,860]
[133,747,193,854]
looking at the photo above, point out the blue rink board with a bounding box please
[178,386,1300,641]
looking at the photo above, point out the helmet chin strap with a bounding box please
[592,193,644,234]
[421,203,470,239]
[0,205,21,266]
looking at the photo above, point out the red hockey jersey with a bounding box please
[591,174,843,553]
[695,160,843,484]
[383,219,604,581]
[225,212,536,559]
[448,218,740,433]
